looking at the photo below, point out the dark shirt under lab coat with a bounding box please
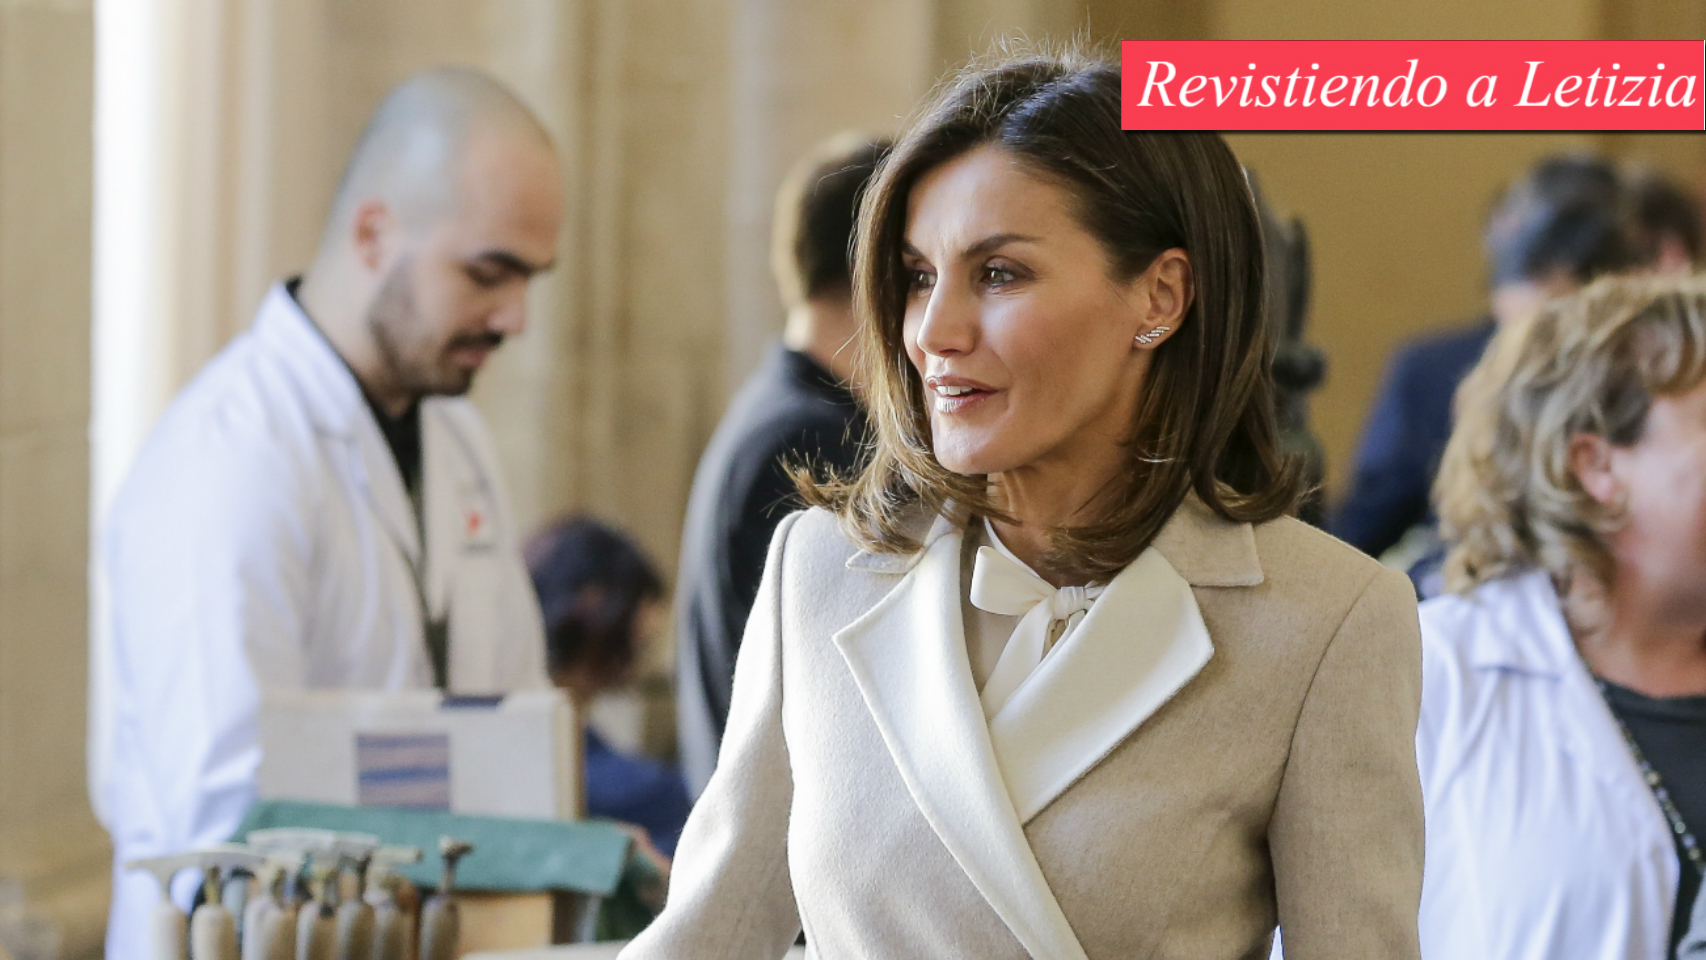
[674,344,866,797]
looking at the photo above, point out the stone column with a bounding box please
[2,1,108,953]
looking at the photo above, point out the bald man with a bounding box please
[99,68,561,957]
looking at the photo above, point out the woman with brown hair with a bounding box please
[622,49,1423,960]
[1418,275,1706,960]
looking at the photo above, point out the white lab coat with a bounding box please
[1416,571,1679,960]
[99,283,548,960]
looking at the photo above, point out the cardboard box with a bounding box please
[257,689,581,819]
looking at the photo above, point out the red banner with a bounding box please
[1121,41,1704,131]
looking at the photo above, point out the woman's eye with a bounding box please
[908,269,936,295]
[981,265,1017,286]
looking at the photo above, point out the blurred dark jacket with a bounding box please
[1329,318,1496,558]
[585,727,691,856]
[675,343,866,797]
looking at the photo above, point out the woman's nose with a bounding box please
[912,283,977,358]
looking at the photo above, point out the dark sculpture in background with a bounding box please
[1249,170,1329,528]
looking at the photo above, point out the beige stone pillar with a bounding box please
[722,0,938,393]
[2,1,109,954]
[721,0,1089,397]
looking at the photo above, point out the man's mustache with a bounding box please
[448,332,505,351]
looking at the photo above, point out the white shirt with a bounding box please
[98,283,548,960]
[1416,571,1678,960]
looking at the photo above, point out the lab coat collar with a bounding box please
[1460,571,1648,794]
[251,280,421,562]
[251,281,369,439]
[1462,571,1574,676]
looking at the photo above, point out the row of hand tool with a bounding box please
[128,830,476,960]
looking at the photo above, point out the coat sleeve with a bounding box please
[102,426,313,893]
[1268,566,1425,960]
[621,512,804,960]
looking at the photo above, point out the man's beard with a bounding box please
[367,259,502,400]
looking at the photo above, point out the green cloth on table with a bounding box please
[235,800,644,897]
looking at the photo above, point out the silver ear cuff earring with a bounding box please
[1135,325,1171,345]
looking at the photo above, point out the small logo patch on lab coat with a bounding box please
[462,491,498,551]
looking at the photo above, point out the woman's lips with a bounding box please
[933,390,993,414]
[926,375,997,414]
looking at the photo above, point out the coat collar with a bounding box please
[843,494,1264,589]
[843,506,954,574]
[1149,494,1264,587]
[251,280,369,439]
[1455,571,1646,794]
[251,279,421,562]
[830,498,1244,959]
[1461,570,1574,676]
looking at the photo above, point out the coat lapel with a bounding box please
[419,405,478,618]
[992,496,1261,822]
[256,281,422,567]
[988,545,1213,824]
[833,517,1090,960]
[351,423,421,567]
[831,498,1262,957]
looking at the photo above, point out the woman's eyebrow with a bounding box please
[962,232,1041,258]
[903,233,1042,262]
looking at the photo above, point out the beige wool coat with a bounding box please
[623,499,1424,960]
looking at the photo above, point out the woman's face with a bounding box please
[1582,378,1706,616]
[900,144,1189,479]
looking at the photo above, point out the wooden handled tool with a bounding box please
[416,838,473,960]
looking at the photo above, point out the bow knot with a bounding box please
[1049,585,1093,621]
[969,535,1105,718]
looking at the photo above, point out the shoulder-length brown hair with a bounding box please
[800,49,1301,580]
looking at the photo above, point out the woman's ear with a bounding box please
[1130,248,1192,349]
[1568,432,1622,508]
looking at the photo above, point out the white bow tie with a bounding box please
[970,540,1105,719]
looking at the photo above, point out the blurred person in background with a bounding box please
[1418,275,1706,960]
[674,134,889,796]
[1330,154,1642,566]
[528,516,691,858]
[99,68,560,958]
[1628,163,1704,275]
